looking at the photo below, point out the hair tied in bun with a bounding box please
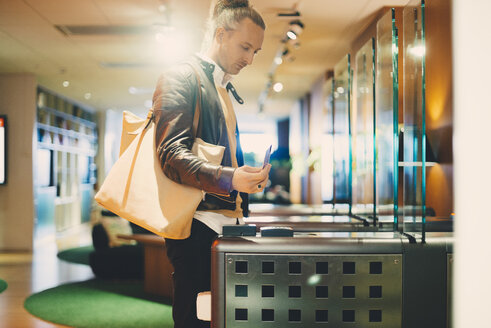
[213,0,249,19]
[204,0,264,51]
[220,0,249,9]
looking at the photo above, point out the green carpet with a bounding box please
[24,279,173,328]
[57,245,94,265]
[0,279,7,293]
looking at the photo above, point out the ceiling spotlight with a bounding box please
[289,20,304,34]
[286,31,297,40]
[274,57,283,65]
[62,80,70,87]
[273,82,284,93]
[286,19,304,40]
[281,48,295,63]
[84,93,92,100]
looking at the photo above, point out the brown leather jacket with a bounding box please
[152,56,249,216]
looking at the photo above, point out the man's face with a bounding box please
[216,18,264,75]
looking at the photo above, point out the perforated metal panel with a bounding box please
[224,254,402,326]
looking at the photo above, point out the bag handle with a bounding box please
[137,63,202,139]
[188,63,202,139]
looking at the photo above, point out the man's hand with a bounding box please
[232,164,271,193]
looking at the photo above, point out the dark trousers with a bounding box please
[165,219,217,328]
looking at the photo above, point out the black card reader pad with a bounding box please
[222,224,257,237]
[260,226,294,237]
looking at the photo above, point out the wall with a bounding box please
[0,73,36,251]
[425,0,453,217]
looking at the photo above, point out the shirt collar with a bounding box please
[196,53,233,88]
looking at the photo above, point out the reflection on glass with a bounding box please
[333,55,351,207]
[403,0,426,241]
[321,78,334,202]
[376,9,399,229]
[352,38,375,221]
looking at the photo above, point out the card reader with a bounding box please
[222,224,257,237]
[260,226,294,237]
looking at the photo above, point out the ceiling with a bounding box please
[0,0,409,119]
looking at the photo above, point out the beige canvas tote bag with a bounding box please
[95,66,225,239]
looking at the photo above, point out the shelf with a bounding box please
[36,86,98,234]
[37,122,97,142]
[37,141,96,157]
[398,161,437,167]
[38,105,97,129]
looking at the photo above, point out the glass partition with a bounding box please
[333,55,351,210]
[376,9,399,229]
[402,0,426,241]
[321,78,335,203]
[352,38,376,222]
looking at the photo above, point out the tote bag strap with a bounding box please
[187,63,203,139]
[142,63,202,139]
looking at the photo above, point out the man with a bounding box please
[152,1,267,327]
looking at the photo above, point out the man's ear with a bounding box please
[215,27,226,44]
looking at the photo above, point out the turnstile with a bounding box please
[211,232,452,327]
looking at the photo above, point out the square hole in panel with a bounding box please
[369,286,382,298]
[262,261,275,274]
[262,309,274,322]
[343,286,356,298]
[235,285,248,297]
[235,261,248,274]
[370,262,383,274]
[343,262,356,274]
[315,310,329,322]
[288,309,301,322]
[262,285,275,298]
[289,285,301,298]
[342,310,355,322]
[316,286,329,298]
[289,261,302,274]
[369,310,382,322]
[235,308,248,321]
[316,261,329,274]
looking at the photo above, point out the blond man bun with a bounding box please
[202,0,265,51]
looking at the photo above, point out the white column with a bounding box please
[0,74,36,251]
[453,0,491,326]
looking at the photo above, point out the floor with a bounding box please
[0,224,94,328]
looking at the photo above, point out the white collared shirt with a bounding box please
[196,53,233,88]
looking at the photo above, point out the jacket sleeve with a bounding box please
[152,65,235,196]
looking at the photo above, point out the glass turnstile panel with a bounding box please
[321,78,334,203]
[333,55,351,208]
[376,9,399,229]
[352,38,375,221]
[402,0,426,241]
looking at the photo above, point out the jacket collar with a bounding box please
[194,53,233,88]
[193,54,244,104]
